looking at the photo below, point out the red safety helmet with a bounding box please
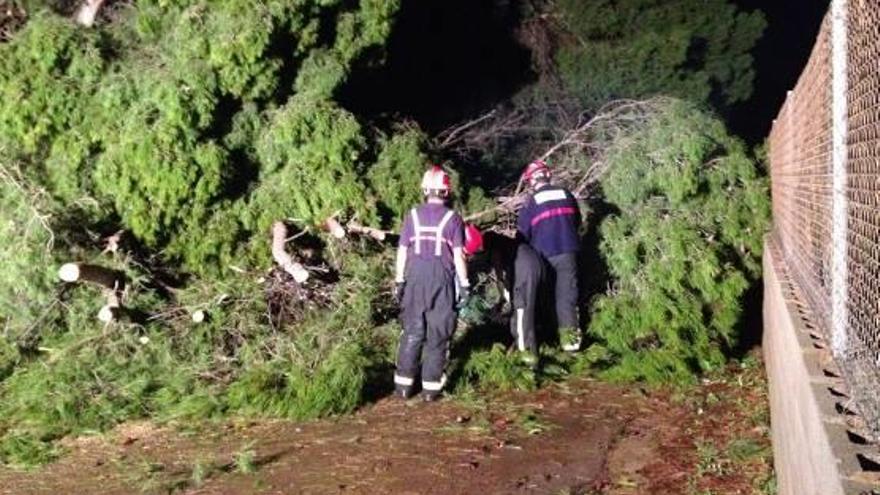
[421,165,451,196]
[464,224,484,256]
[522,159,551,186]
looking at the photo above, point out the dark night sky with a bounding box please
[339,0,534,133]
[729,0,830,144]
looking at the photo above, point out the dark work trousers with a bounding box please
[510,245,545,354]
[395,258,457,394]
[547,252,579,331]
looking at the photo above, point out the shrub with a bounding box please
[249,96,374,232]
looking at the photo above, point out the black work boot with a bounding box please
[421,390,441,402]
[395,385,415,400]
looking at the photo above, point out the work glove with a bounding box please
[457,285,471,309]
[394,281,406,305]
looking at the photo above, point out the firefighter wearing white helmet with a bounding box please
[393,165,469,401]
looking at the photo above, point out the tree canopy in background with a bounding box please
[447,0,766,187]
[550,0,766,109]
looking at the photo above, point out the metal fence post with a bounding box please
[830,0,848,357]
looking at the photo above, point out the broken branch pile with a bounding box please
[439,98,670,227]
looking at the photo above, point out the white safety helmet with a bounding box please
[421,165,451,197]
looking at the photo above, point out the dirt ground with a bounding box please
[0,355,774,495]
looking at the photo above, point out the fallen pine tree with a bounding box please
[0,0,413,466]
[0,1,767,466]
[0,97,769,466]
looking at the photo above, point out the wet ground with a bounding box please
[0,355,774,495]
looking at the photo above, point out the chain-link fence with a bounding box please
[769,0,880,437]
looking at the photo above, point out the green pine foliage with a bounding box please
[586,99,769,383]
[0,13,102,156]
[0,0,773,468]
[549,0,766,109]
[368,126,430,226]
[456,344,538,393]
[0,243,391,466]
[0,0,426,466]
[249,96,373,232]
[0,0,405,275]
[0,339,16,381]
[0,159,66,348]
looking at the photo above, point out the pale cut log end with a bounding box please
[59,263,122,289]
[325,217,346,239]
[97,305,116,323]
[98,290,121,322]
[192,310,206,323]
[59,263,81,282]
[75,0,106,27]
[286,263,310,283]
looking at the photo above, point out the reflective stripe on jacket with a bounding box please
[517,185,580,257]
[411,208,455,256]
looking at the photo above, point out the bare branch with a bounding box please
[346,221,392,242]
[455,98,665,224]
[435,110,498,148]
[0,159,55,252]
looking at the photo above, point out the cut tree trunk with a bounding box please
[58,262,124,290]
[75,0,106,27]
[271,222,310,283]
[97,289,120,323]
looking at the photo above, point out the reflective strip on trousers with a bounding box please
[394,373,414,386]
[422,374,447,391]
[516,308,525,352]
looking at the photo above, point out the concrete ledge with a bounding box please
[762,240,879,495]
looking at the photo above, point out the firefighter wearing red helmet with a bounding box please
[393,165,470,401]
[517,159,582,352]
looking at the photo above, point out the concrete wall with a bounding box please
[763,241,878,495]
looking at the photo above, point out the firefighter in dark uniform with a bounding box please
[517,159,582,351]
[481,231,546,366]
[393,166,470,401]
